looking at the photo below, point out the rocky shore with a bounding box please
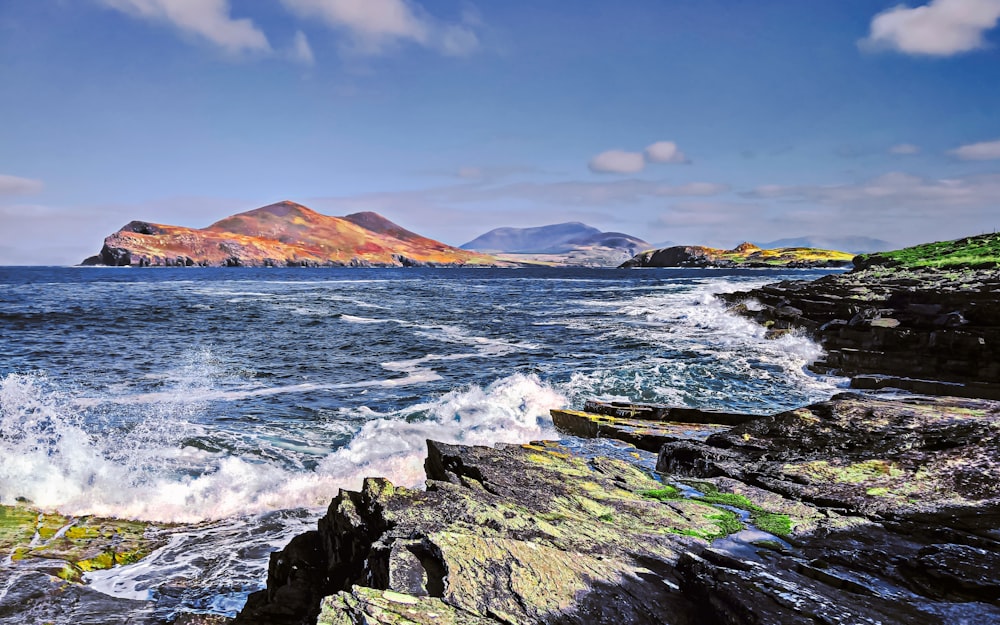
[236,393,1000,625]
[718,239,1000,397]
[230,234,1000,625]
[9,234,997,624]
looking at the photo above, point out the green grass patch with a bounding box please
[857,233,1000,269]
[706,511,743,536]
[640,485,682,501]
[696,492,756,509]
[687,485,795,537]
[750,511,792,536]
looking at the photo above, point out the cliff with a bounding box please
[719,233,1000,396]
[620,242,853,268]
[80,201,497,268]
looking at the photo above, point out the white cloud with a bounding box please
[99,0,271,54]
[290,31,315,64]
[861,0,1000,56]
[948,138,1000,160]
[645,141,688,163]
[588,150,646,174]
[0,174,43,195]
[889,143,921,155]
[745,171,1000,217]
[589,140,689,174]
[280,0,479,56]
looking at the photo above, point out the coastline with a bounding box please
[231,258,1000,624]
[2,259,997,624]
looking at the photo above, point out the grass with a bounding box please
[693,489,794,537]
[644,482,795,538]
[640,485,682,501]
[857,233,1000,269]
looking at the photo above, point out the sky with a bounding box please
[1,0,999,265]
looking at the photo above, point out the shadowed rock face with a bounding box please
[233,394,1000,625]
[719,265,1000,391]
[80,202,496,268]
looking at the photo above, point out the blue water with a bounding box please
[0,266,845,619]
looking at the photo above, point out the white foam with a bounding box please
[0,370,563,523]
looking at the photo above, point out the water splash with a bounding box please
[0,369,562,523]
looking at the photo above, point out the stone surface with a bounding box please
[550,408,733,452]
[719,264,1000,389]
[237,393,1000,624]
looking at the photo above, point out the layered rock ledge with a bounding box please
[719,263,1000,397]
[234,393,1000,625]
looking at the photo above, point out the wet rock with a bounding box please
[238,392,1000,624]
[550,408,731,452]
[236,439,781,624]
[719,266,1000,391]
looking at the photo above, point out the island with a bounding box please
[80,201,498,268]
[619,242,854,269]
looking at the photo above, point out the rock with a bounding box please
[237,392,1000,624]
[719,265,1000,391]
[236,439,799,624]
[620,244,852,268]
[550,408,733,452]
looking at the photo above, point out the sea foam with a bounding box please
[0,371,562,523]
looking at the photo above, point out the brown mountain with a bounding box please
[81,201,497,267]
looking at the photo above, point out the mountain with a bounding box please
[755,236,894,255]
[461,222,604,253]
[461,222,651,266]
[81,201,496,267]
[621,242,855,268]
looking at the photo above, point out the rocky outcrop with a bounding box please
[0,505,169,624]
[719,264,1000,393]
[80,202,498,268]
[235,393,1000,625]
[620,243,852,268]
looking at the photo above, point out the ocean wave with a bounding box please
[0,371,562,523]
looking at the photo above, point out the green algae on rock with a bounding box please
[236,439,770,624]
[0,504,166,583]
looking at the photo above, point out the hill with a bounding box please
[81,201,496,267]
[756,236,895,255]
[462,223,603,253]
[462,222,651,267]
[620,242,854,268]
[853,232,1000,269]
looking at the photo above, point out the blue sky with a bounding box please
[1,0,999,264]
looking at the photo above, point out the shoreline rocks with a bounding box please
[233,393,1000,625]
[718,264,1000,395]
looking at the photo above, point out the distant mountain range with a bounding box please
[462,222,649,254]
[754,236,895,255]
[82,201,496,267]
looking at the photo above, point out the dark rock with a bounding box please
[238,393,1000,624]
[719,265,1000,392]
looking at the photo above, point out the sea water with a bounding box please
[0,266,846,619]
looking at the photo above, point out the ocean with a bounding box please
[0,266,846,620]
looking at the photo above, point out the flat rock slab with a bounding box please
[551,409,732,452]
